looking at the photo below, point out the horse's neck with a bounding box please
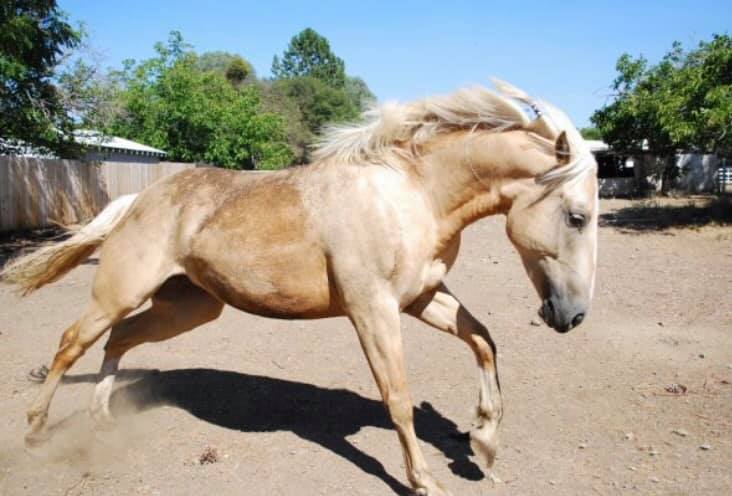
[418,134,512,251]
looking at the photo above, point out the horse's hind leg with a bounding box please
[406,284,503,471]
[26,300,126,444]
[90,276,223,424]
[26,250,176,445]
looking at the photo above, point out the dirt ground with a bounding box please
[0,198,730,495]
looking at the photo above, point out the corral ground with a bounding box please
[0,197,730,495]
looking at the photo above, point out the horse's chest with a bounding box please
[398,237,460,306]
[411,259,450,299]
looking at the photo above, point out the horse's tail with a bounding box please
[1,194,138,295]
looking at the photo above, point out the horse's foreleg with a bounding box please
[349,294,451,496]
[406,284,502,469]
[91,278,223,424]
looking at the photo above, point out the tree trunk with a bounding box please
[661,154,678,195]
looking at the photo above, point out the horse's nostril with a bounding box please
[545,298,554,314]
[571,313,585,328]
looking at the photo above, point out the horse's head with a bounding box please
[491,86,598,333]
[504,134,597,333]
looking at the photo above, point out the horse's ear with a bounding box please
[555,131,571,165]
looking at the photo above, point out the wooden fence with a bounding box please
[0,156,197,232]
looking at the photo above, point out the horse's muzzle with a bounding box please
[539,297,585,333]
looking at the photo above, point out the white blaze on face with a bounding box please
[560,159,599,304]
[589,178,599,299]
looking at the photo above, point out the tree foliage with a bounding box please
[345,75,376,112]
[2,19,374,169]
[275,77,358,134]
[225,57,251,86]
[268,28,374,163]
[0,0,82,155]
[56,55,123,133]
[264,76,364,163]
[592,34,732,157]
[197,51,255,84]
[580,127,603,140]
[272,28,346,88]
[106,33,292,169]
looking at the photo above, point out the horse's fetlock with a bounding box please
[26,408,47,427]
[475,402,502,424]
[410,469,451,496]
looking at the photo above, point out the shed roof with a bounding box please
[74,131,167,157]
[584,139,610,153]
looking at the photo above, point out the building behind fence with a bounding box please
[0,156,199,232]
[594,149,729,197]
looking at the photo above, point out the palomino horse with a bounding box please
[2,80,598,495]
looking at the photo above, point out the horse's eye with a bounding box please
[567,212,586,229]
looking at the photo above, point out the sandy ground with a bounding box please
[0,198,730,495]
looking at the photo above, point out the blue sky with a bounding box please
[61,1,730,127]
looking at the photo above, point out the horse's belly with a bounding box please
[185,245,339,319]
[181,176,340,319]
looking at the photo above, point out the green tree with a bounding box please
[108,34,291,169]
[657,35,732,156]
[225,57,251,86]
[197,51,255,82]
[259,79,311,163]
[275,77,358,133]
[56,54,125,132]
[591,34,732,190]
[580,127,603,140]
[269,29,375,161]
[345,76,375,112]
[272,28,346,88]
[268,76,362,162]
[0,0,82,155]
[592,52,675,155]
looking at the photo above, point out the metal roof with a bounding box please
[73,131,167,156]
[584,139,610,153]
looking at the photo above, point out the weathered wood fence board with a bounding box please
[0,156,196,232]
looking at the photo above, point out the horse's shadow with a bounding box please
[94,368,483,494]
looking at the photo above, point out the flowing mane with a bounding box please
[312,79,596,186]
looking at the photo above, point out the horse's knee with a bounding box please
[385,393,414,426]
[57,322,80,347]
[52,340,88,369]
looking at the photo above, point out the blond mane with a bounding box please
[312,79,595,186]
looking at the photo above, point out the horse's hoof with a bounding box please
[488,471,503,484]
[414,487,453,496]
[413,475,452,496]
[24,430,49,448]
[470,425,499,468]
[89,410,116,431]
[27,365,49,383]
